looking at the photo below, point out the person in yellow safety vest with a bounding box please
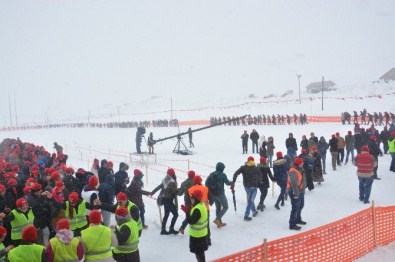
[0,198,34,247]
[45,218,84,262]
[8,225,45,262]
[181,189,209,262]
[187,176,211,246]
[112,206,140,262]
[81,210,113,262]
[0,226,14,261]
[287,157,307,231]
[100,192,142,237]
[57,191,100,237]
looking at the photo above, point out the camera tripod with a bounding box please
[173,134,192,155]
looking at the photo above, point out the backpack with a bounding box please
[207,172,220,195]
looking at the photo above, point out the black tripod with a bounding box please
[173,134,192,155]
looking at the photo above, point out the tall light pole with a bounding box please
[296,74,301,104]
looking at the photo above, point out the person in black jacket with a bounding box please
[286,133,298,158]
[273,151,290,210]
[233,156,263,221]
[98,174,115,226]
[329,134,338,171]
[241,130,249,154]
[257,157,274,211]
[98,159,111,184]
[368,136,381,180]
[250,129,260,154]
[114,162,130,195]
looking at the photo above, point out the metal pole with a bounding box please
[321,76,324,111]
[8,93,13,127]
[297,74,301,104]
[14,91,18,127]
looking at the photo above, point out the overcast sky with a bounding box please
[1,0,394,126]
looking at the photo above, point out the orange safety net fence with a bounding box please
[213,205,395,262]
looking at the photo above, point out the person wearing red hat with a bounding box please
[80,210,112,262]
[0,198,34,247]
[26,182,54,245]
[176,170,196,234]
[58,191,100,237]
[241,130,249,154]
[81,176,100,215]
[98,159,112,184]
[367,135,381,180]
[288,157,307,230]
[233,156,263,221]
[0,226,13,259]
[187,176,210,241]
[329,134,339,171]
[181,189,209,262]
[388,131,395,172]
[344,131,356,165]
[113,206,140,262]
[125,169,151,229]
[7,225,45,262]
[151,168,179,235]
[45,218,84,262]
[100,192,143,236]
[257,156,274,212]
[298,148,315,191]
[273,151,290,210]
[90,158,100,178]
[352,146,377,204]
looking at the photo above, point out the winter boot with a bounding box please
[281,200,284,206]
[178,227,185,234]
[257,202,263,212]
[160,228,169,235]
[219,219,227,227]
[213,218,222,228]
[274,203,280,210]
[290,225,302,230]
[168,227,179,235]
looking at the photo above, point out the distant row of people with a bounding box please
[342,110,394,125]
[210,113,308,126]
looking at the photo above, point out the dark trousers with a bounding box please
[358,176,374,203]
[162,198,178,230]
[113,250,140,262]
[275,183,287,205]
[288,192,305,227]
[337,148,345,164]
[258,185,268,204]
[195,251,206,262]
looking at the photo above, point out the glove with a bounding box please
[181,205,190,214]
[230,185,235,191]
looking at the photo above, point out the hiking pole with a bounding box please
[232,189,237,212]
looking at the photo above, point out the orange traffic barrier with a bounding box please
[213,204,395,262]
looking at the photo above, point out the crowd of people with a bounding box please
[0,119,394,261]
[210,113,308,126]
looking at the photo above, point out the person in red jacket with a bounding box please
[352,145,377,204]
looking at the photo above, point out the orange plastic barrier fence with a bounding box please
[213,205,395,262]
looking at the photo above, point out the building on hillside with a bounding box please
[379,68,395,83]
[306,81,336,94]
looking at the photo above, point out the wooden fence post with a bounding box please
[263,238,267,262]
[372,200,378,248]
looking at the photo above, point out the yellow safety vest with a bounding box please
[188,203,208,238]
[65,201,87,230]
[389,139,395,153]
[8,243,44,262]
[49,237,80,262]
[81,225,112,261]
[10,209,34,240]
[113,220,139,254]
[117,201,143,231]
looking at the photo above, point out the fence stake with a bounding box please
[263,238,267,262]
[372,200,378,248]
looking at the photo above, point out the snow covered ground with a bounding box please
[1,115,395,261]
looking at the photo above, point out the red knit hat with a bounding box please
[16,198,28,208]
[391,132,395,137]
[362,145,369,152]
[0,226,7,239]
[68,192,79,203]
[0,184,5,192]
[22,225,37,242]
[193,176,202,185]
[293,157,303,167]
[88,210,102,224]
[23,186,31,195]
[187,170,196,179]
[310,146,317,151]
[191,190,203,201]
[167,168,176,177]
[276,151,283,159]
[247,156,254,162]
[56,218,70,231]
[134,169,142,176]
[88,176,99,187]
[55,180,64,188]
[116,192,128,201]
[115,206,129,216]
[30,183,42,192]
[260,157,267,164]
[348,131,352,135]
[7,178,17,187]
[51,171,60,180]
[370,136,377,141]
